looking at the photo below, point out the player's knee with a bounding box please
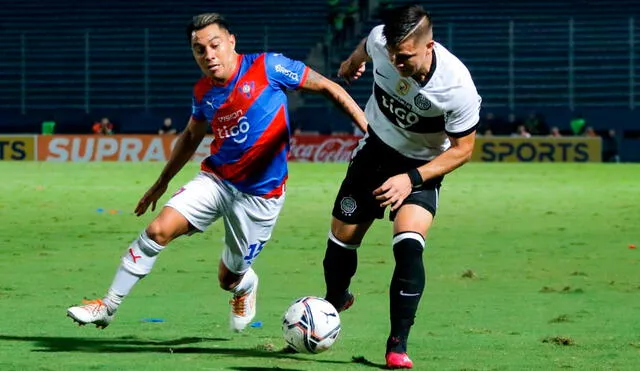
[145,221,173,246]
[145,208,192,245]
[330,218,368,245]
[327,231,360,251]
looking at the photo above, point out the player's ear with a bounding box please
[229,34,236,50]
[424,39,434,56]
[426,39,434,51]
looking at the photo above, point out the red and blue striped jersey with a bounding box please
[191,53,309,198]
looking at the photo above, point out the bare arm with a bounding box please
[348,37,371,65]
[299,69,368,133]
[338,37,371,84]
[134,116,208,216]
[416,131,476,182]
[372,131,476,211]
[156,117,208,184]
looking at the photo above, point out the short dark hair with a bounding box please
[186,13,231,43]
[382,4,432,46]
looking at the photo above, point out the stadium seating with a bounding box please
[0,0,329,133]
[1,0,640,145]
[323,0,640,112]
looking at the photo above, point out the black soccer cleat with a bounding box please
[326,291,355,313]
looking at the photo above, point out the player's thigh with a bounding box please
[331,142,387,242]
[157,172,228,242]
[392,205,434,238]
[392,186,439,237]
[221,193,286,274]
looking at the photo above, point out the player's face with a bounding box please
[387,36,434,78]
[191,24,237,83]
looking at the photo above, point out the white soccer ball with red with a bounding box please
[281,296,341,353]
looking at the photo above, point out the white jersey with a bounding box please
[364,25,481,160]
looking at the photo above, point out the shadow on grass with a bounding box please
[351,355,387,369]
[0,335,351,366]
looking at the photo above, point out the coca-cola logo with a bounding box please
[289,136,359,162]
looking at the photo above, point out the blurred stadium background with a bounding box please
[1,0,639,161]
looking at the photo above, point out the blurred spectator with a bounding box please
[584,126,598,137]
[524,111,548,135]
[602,129,620,162]
[158,117,177,135]
[92,117,114,135]
[548,126,562,137]
[506,112,523,133]
[512,125,531,138]
[570,113,586,135]
[344,0,360,41]
[479,112,506,135]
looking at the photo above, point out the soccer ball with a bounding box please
[281,296,341,354]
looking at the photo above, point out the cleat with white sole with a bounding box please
[67,299,115,329]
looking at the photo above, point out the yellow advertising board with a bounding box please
[471,137,602,162]
[0,136,36,161]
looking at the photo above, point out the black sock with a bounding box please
[388,232,426,353]
[323,236,358,308]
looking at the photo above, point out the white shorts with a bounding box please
[165,172,285,274]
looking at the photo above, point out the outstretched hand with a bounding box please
[338,59,366,85]
[373,174,413,212]
[134,181,168,216]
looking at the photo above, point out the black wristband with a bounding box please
[407,168,423,188]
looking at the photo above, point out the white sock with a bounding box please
[103,268,140,313]
[102,231,164,312]
[232,268,257,296]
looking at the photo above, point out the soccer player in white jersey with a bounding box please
[322,4,481,369]
[66,13,367,332]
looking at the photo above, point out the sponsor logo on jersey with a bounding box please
[217,109,244,123]
[374,84,445,133]
[214,116,251,144]
[275,64,299,82]
[413,94,432,110]
[395,79,410,96]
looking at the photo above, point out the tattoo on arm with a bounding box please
[301,69,323,91]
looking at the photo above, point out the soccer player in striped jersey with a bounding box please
[67,13,367,332]
[322,4,481,369]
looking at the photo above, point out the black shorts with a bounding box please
[332,129,443,224]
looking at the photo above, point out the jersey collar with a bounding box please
[413,48,437,87]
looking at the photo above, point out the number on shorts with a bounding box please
[244,241,266,263]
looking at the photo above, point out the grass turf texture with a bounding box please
[0,162,639,370]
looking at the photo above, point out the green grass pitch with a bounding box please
[0,162,638,370]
